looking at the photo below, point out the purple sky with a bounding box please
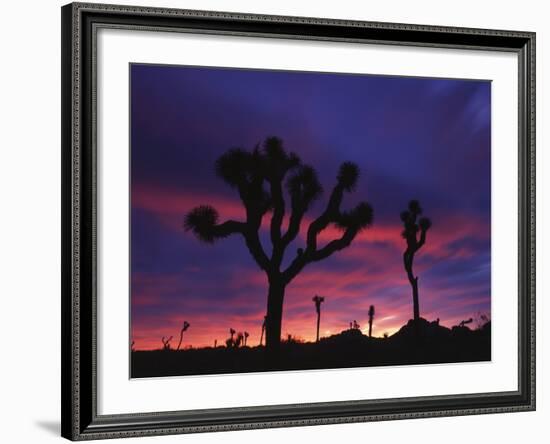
[130,63,491,350]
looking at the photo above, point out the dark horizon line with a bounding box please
[131,317,491,352]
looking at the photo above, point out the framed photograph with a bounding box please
[61,2,535,440]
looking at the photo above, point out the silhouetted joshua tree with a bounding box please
[312,295,325,342]
[235,332,244,348]
[184,137,373,354]
[161,336,173,350]
[176,320,191,351]
[459,318,473,328]
[227,328,236,348]
[400,200,432,322]
[244,331,249,346]
[131,341,135,352]
[368,305,375,337]
[352,320,360,330]
[259,315,267,346]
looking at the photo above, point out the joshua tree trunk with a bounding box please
[316,310,321,342]
[312,295,324,342]
[265,280,285,353]
[404,256,420,322]
[411,276,419,321]
[367,305,375,337]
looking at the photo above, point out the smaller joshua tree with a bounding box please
[312,295,325,342]
[235,332,244,348]
[244,331,249,346]
[259,316,267,346]
[161,336,173,350]
[226,328,236,348]
[401,200,432,322]
[352,320,360,330]
[368,305,375,337]
[176,321,191,351]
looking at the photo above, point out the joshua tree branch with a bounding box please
[280,205,305,247]
[283,223,359,283]
[306,184,344,252]
[244,229,271,272]
[283,193,372,284]
[215,220,248,238]
[403,250,416,284]
[281,164,323,248]
[185,204,271,271]
[309,226,358,262]
[184,205,247,242]
[415,228,428,252]
[270,179,285,245]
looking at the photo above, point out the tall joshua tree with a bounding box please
[244,331,249,346]
[400,200,432,322]
[185,137,373,353]
[176,320,190,351]
[312,295,325,342]
[368,305,375,337]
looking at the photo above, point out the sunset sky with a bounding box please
[130,64,491,350]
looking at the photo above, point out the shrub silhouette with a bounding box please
[176,320,190,351]
[161,336,173,350]
[312,295,325,342]
[400,200,432,321]
[185,137,373,353]
[459,318,473,328]
[368,305,375,337]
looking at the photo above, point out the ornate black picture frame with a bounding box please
[61,2,535,440]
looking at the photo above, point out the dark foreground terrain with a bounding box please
[131,319,491,378]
